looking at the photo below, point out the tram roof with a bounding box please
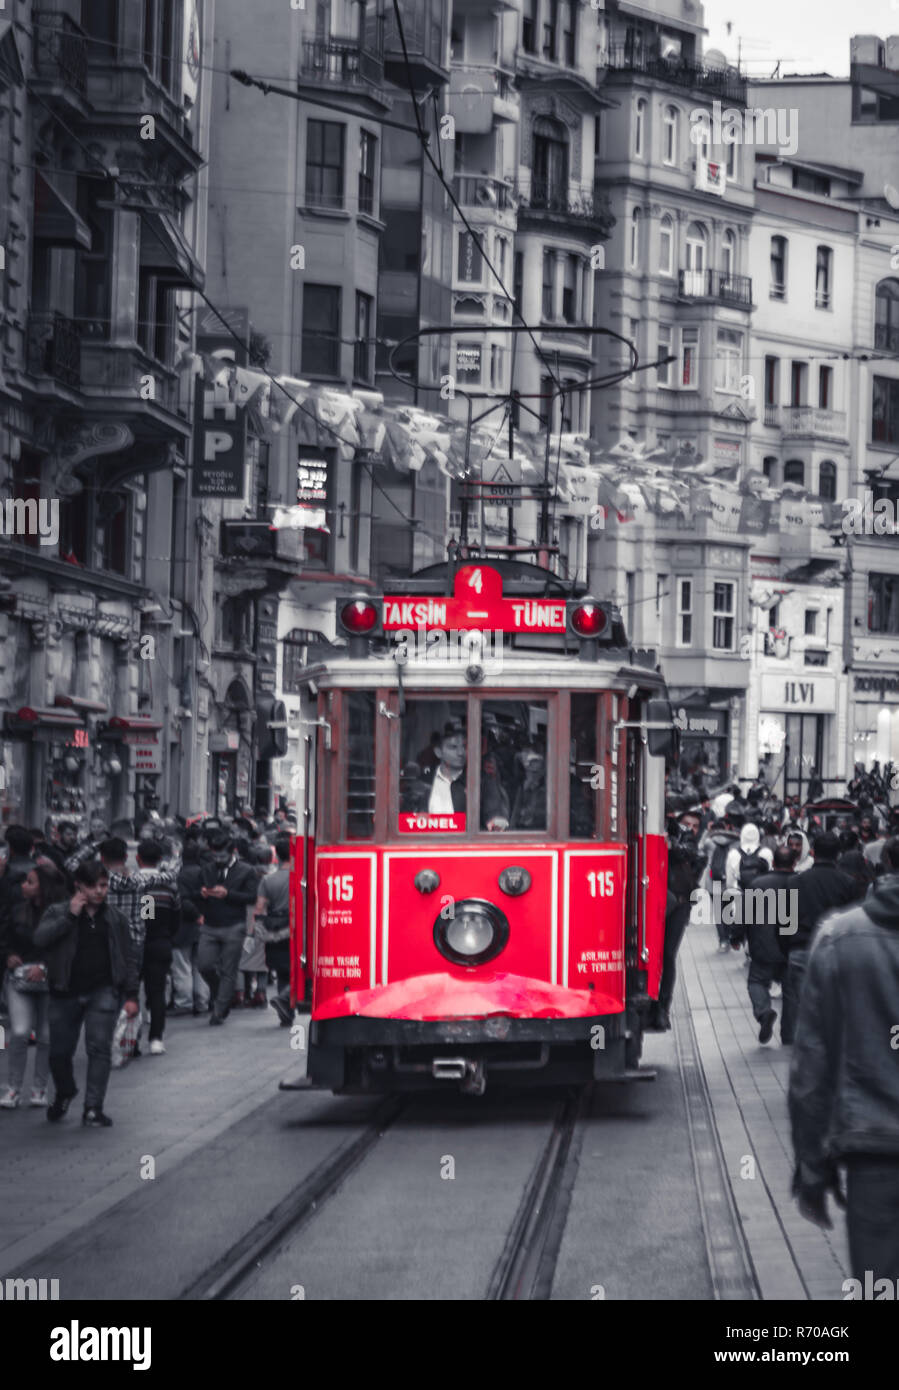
[295,651,668,693]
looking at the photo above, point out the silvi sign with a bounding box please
[760,674,836,713]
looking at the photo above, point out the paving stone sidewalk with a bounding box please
[0,1005,304,1273]
[679,918,851,1301]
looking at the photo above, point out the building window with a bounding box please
[354,291,373,383]
[712,582,735,651]
[539,374,555,431]
[768,600,780,628]
[542,249,554,318]
[358,130,376,215]
[634,98,646,157]
[783,458,805,486]
[790,361,806,407]
[683,221,707,294]
[676,577,692,646]
[714,327,742,393]
[457,229,483,282]
[680,327,698,388]
[721,228,736,283]
[629,207,641,268]
[543,0,558,60]
[872,376,899,445]
[804,609,818,636]
[306,120,345,209]
[657,326,671,385]
[561,0,576,66]
[494,234,508,286]
[562,253,580,322]
[770,235,787,300]
[659,214,673,275]
[815,245,832,309]
[725,137,738,180]
[532,116,569,208]
[137,270,175,364]
[662,105,678,165]
[869,573,899,633]
[875,278,899,352]
[75,177,114,338]
[818,364,832,410]
[561,378,577,432]
[490,345,504,391]
[764,356,779,406]
[301,283,341,376]
[522,0,538,54]
[513,251,523,312]
[818,460,837,499]
[455,342,482,385]
[143,0,177,92]
[762,456,777,482]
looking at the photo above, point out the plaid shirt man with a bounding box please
[66,843,179,964]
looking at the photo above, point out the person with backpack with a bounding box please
[705,819,740,951]
[724,822,772,956]
[729,846,795,1044]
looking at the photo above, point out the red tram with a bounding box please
[288,561,674,1094]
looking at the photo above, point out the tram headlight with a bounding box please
[434,898,509,967]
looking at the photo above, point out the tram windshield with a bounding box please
[399,699,548,833]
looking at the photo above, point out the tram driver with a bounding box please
[401,719,512,831]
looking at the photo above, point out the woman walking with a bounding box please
[0,863,67,1108]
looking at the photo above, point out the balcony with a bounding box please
[606,46,746,103]
[515,182,614,235]
[678,269,753,306]
[449,64,519,133]
[80,341,184,439]
[452,174,515,212]
[299,36,385,92]
[653,389,705,414]
[379,1,448,88]
[782,406,848,441]
[26,313,81,391]
[83,65,201,174]
[31,12,88,108]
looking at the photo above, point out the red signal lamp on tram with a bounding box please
[565,597,623,658]
[568,600,608,638]
[336,594,383,655]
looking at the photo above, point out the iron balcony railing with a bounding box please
[452,175,515,210]
[27,312,81,390]
[606,45,746,102]
[764,404,779,427]
[516,181,614,231]
[300,35,384,87]
[678,269,753,305]
[32,11,88,96]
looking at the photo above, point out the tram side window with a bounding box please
[570,693,598,838]
[482,700,548,832]
[346,691,376,839]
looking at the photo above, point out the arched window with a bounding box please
[875,278,899,352]
[532,116,569,209]
[783,459,805,486]
[818,461,837,500]
[762,456,778,483]
[659,213,674,275]
[683,221,707,294]
[630,207,641,268]
[663,105,678,165]
[634,98,646,157]
[722,229,736,283]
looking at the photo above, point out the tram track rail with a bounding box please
[486,1088,586,1300]
[178,1095,405,1301]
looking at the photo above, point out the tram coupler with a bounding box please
[432,1056,487,1095]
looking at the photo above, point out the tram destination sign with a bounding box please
[383,564,567,634]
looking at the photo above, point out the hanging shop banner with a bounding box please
[192,308,249,498]
[297,446,329,504]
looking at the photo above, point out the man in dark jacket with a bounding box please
[171,840,210,1014]
[789,836,899,1284]
[782,831,856,1046]
[132,839,181,1054]
[650,808,703,1031]
[255,834,293,1026]
[729,846,795,1044]
[196,832,258,1025]
[34,859,139,1127]
[401,719,510,830]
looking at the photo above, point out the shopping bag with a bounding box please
[111,1007,142,1069]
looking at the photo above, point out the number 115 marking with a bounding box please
[587,871,614,897]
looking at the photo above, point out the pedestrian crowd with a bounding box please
[660,777,899,1288]
[0,807,301,1129]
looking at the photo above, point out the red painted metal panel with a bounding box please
[643,832,668,999]
[563,849,627,1010]
[312,851,376,1012]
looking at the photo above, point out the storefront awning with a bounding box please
[34,172,92,250]
[54,695,109,715]
[105,716,163,734]
[139,210,205,290]
[5,706,82,730]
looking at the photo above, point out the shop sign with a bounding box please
[761,674,836,713]
[383,564,567,634]
[854,673,899,700]
[127,739,162,774]
[297,447,329,505]
[209,732,239,753]
[192,310,249,498]
[673,708,727,737]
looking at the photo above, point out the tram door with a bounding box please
[623,721,666,1002]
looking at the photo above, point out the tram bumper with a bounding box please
[307,972,639,1092]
